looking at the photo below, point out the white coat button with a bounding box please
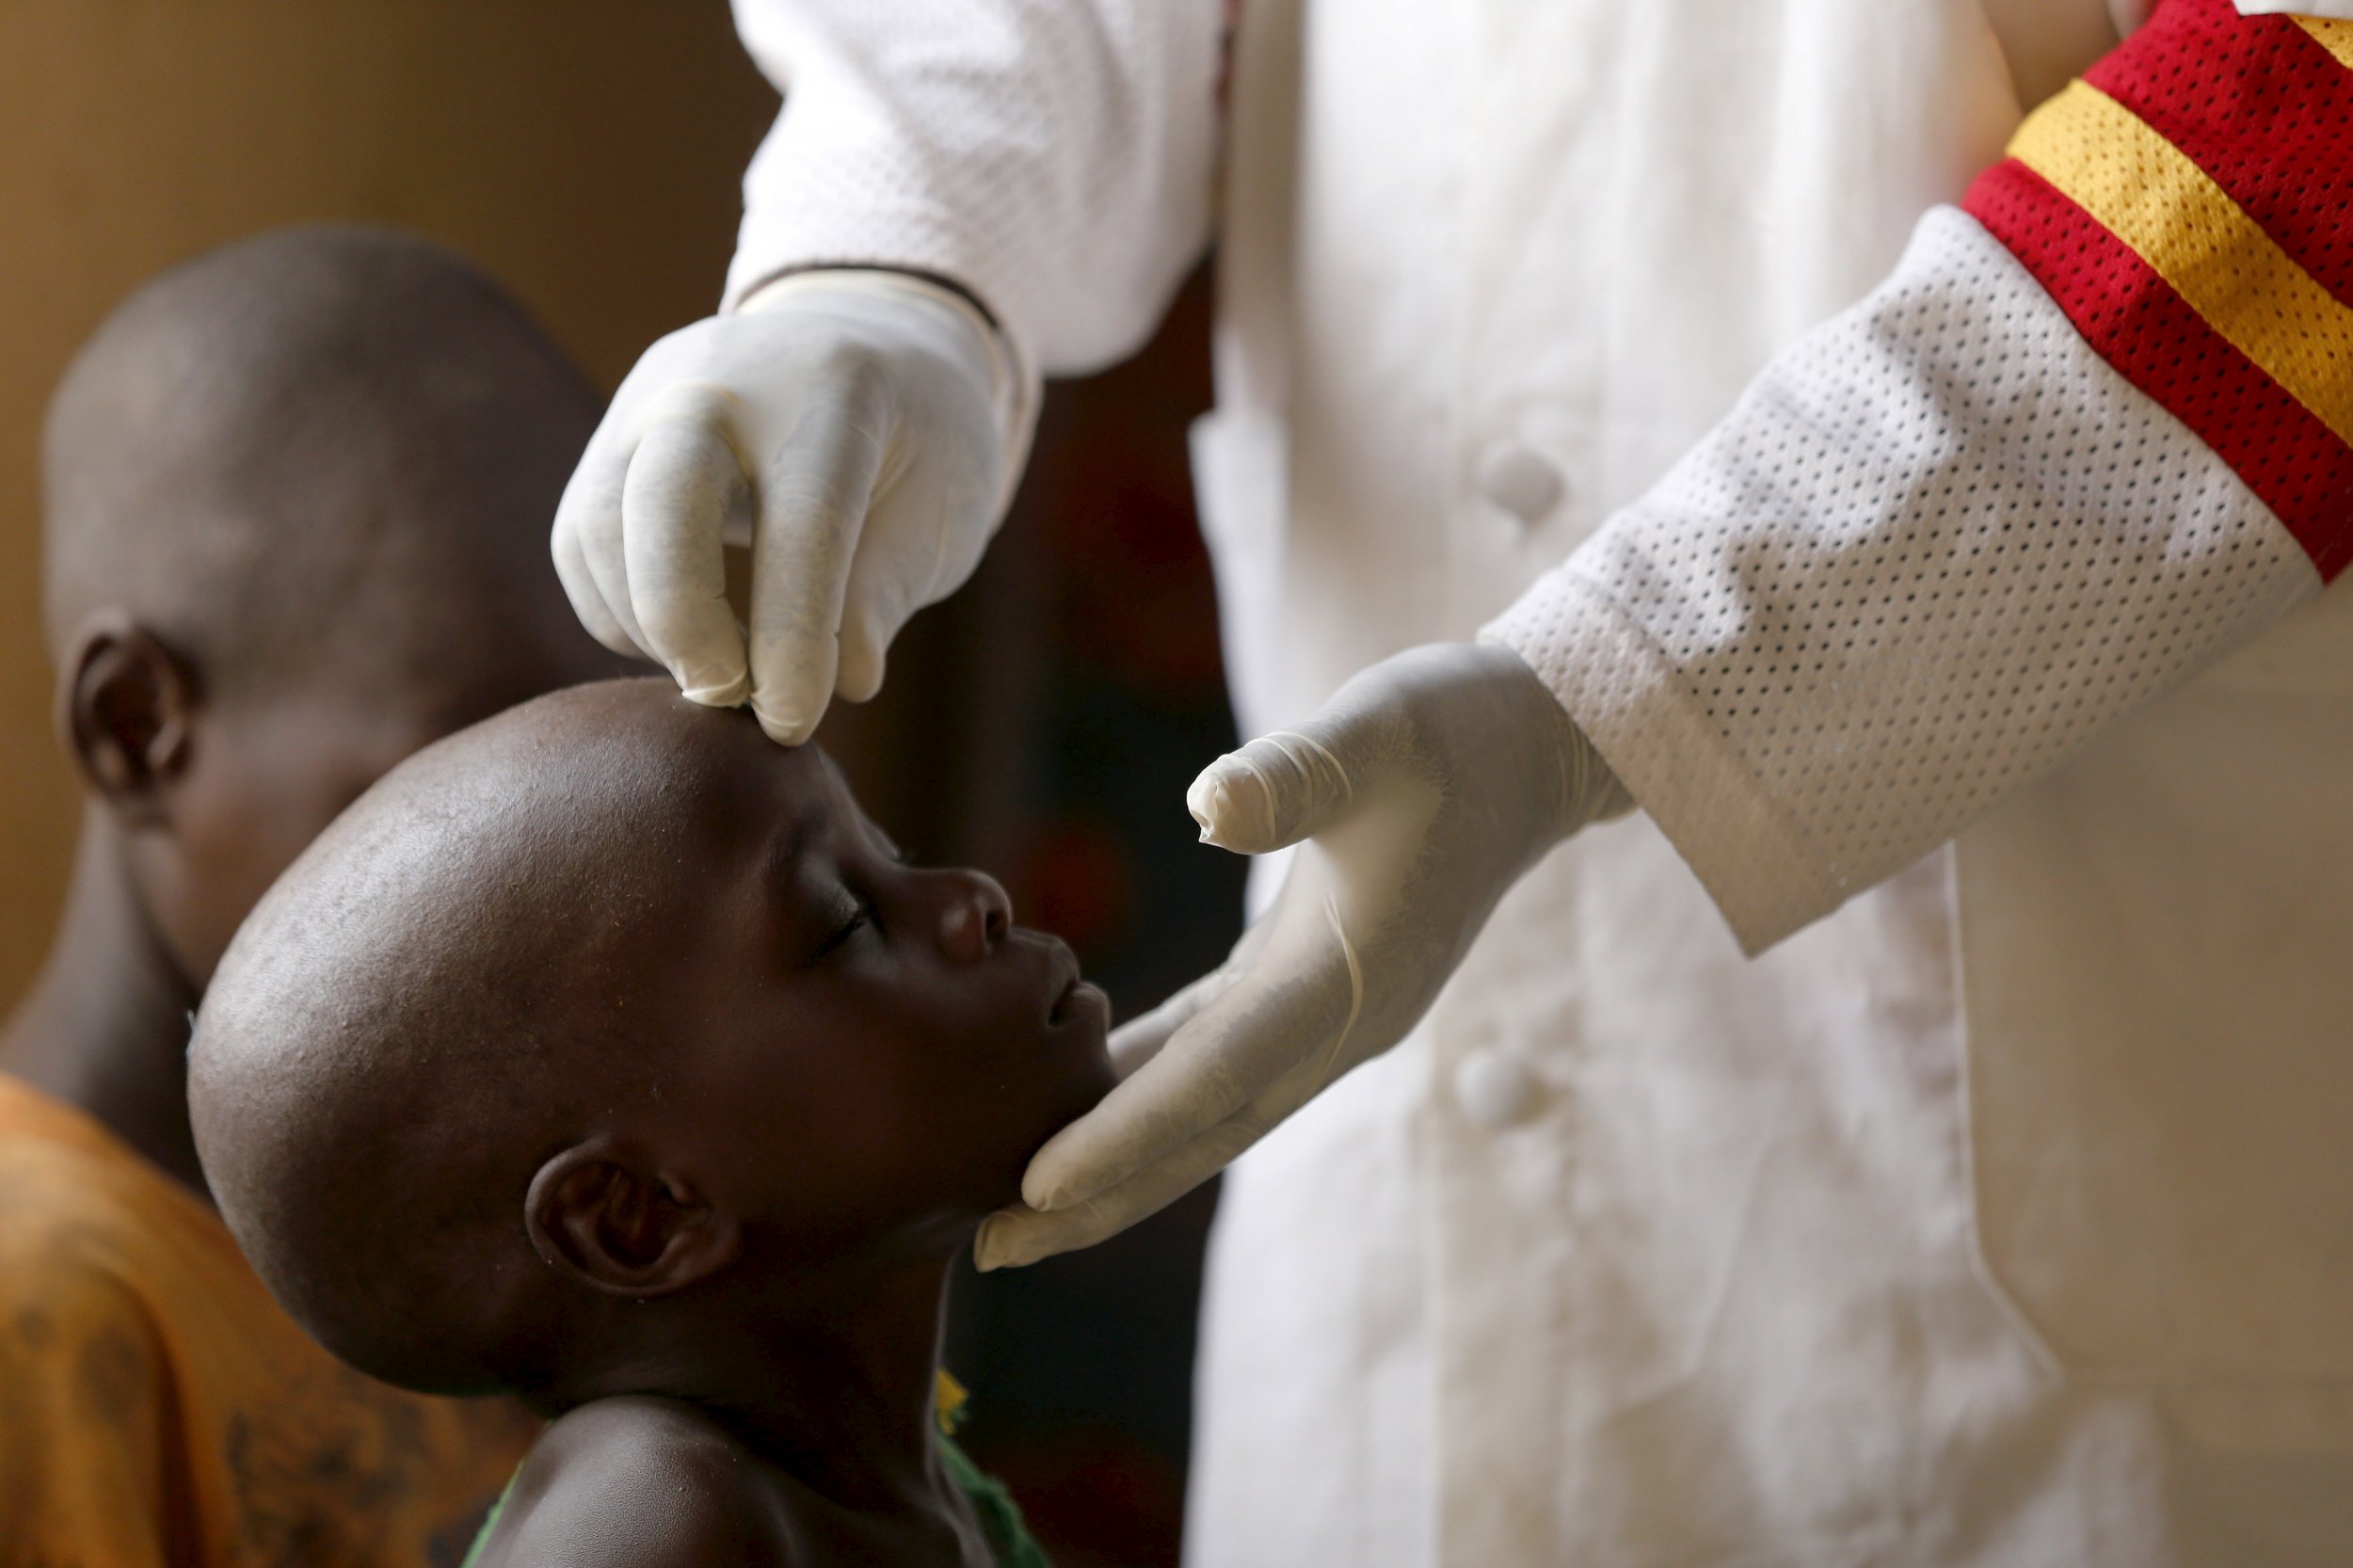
[1454,1048,1542,1129]
[1476,442,1563,526]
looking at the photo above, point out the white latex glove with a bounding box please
[975,641,1632,1270]
[552,270,1032,744]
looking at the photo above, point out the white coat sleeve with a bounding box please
[1485,1,2353,953]
[721,0,1224,381]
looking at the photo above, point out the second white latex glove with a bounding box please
[975,641,1631,1270]
[552,270,1031,744]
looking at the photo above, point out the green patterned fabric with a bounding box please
[456,1477,508,1568]
[459,1436,1049,1566]
[937,1434,1053,1568]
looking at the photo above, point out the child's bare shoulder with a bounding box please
[475,1396,802,1567]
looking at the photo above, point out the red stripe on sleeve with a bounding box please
[1966,157,2353,579]
[2085,0,2353,308]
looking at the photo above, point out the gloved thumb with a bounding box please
[1188,710,1382,856]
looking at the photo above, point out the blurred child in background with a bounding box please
[0,227,622,1565]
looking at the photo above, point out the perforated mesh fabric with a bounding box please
[1969,156,2353,576]
[2003,83,2353,448]
[1486,207,2320,952]
[1962,0,2353,578]
[723,0,1222,379]
[2092,0,2353,306]
[2237,2,2353,23]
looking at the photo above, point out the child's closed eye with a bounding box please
[813,886,874,959]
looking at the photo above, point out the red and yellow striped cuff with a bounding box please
[1963,0,2353,579]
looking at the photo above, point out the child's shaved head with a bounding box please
[44,224,598,703]
[41,227,626,988]
[192,680,1113,1403]
[193,683,727,1392]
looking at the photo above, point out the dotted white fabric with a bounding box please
[2235,1,2353,17]
[724,0,1223,380]
[1487,205,2321,954]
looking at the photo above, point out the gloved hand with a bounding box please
[552,270,1031,744]
[975,641,1632,1270]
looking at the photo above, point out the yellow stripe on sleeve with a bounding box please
[2294,16,2353,74]
[2009,79,2353,445]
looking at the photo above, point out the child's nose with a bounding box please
[936,870,1012,964]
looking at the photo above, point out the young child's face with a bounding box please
[193,684,1115,1387]
[610,699,1117,1248]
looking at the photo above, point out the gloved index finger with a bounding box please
[742,396,888,744]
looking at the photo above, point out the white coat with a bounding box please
[721,0,2353,1560]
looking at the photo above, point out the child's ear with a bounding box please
[524,1136,741,1298]
[57,611,200,824]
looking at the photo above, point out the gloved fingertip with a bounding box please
[971,1218,1031,1272]
[1020,1167,1077,1214]
[676,672,752,710]
[1185,762,1262,853]
[747,652,834,746]
[748,696,822,747]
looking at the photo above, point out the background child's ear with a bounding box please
[56,611,199,824]
[525,1136,741,1298]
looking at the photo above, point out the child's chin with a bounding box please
[987,1076,1114,1209]
[1049,1041,1120,1128]
[1041,986,1116,1093]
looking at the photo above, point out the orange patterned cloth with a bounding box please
[0,1074,536,1568]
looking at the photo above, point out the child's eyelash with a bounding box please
[814,891,872,957]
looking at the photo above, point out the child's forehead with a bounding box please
[760,770,846,863]
[617,720,856,872]
[532,683,835,802]
[417,683,863,894]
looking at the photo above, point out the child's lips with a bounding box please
[1048,974,1108,1029]
[1038,938,1107,1031]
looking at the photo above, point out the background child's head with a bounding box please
[41,225,620,986]
[190,680,1115,1400]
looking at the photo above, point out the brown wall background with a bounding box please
[0,2,778,1009]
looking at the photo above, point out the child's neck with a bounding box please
[0,809,203,1192]
[565,1255,979,1528]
